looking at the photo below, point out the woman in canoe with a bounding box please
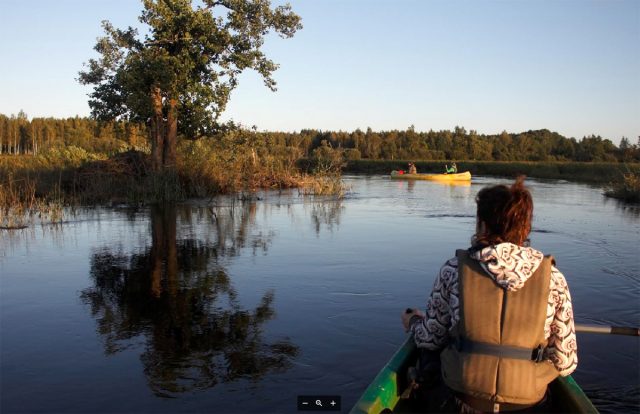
[444,162,457,174]
[402,176,577,413]
[408,162,417,174]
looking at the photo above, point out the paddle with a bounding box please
[575,323,639,336]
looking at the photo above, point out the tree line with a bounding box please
[1,113,638,163]
[0,112,147,155]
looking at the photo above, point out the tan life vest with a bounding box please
[440,249,560,405]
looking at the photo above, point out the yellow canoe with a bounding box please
[390,170,471,181]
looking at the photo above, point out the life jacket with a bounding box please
[440,249,560,405]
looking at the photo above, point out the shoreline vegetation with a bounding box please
[0,131,348,229]
[1,121,639,229]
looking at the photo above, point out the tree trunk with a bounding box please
[150,86,165,172]
[149,89,178,172]
[32,125,37,155]
[163,97,178,170]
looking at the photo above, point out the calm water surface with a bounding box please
[1,176,638,413]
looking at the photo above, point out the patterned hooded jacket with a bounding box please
[409,242,578,376]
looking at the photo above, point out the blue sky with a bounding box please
[1,0,638,144]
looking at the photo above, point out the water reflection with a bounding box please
[605,197,640,218]
[0,220,66,260]
[309,199,343,234]
[80,204,298,397]
[435,180,471,188]
[395,179,471,191]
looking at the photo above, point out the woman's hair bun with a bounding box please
[474,175,533,247]
[511,175,526,191]
[509,175,530,202]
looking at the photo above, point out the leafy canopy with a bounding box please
[79,0,302,137]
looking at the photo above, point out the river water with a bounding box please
[1,175,638,413]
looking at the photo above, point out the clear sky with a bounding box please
[1,0,638,144]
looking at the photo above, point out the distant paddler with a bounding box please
[444,162,457,174]
[408,162,417,174]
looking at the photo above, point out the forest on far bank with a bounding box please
[1,112,638,164]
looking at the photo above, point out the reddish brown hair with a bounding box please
[473,176,533,247]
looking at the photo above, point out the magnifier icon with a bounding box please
[315,400,323,407]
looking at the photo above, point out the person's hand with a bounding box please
[401,308,425,332]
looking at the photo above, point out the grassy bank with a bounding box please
[0,134,348,228]
[341,159,640,184]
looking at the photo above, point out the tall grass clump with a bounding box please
[74,150,168,204]
[0,176,35,229]
[299,140,347,197]
[7,148,179,205]
[178,130,305,196]
[300,174,345,197]
[605,173,640,203]
[0,175,64,229]
[179,132,347,198]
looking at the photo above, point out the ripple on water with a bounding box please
[586,385,640,414]
[601,267,640,283]
[328,291,386,296]
[530,228,557,234]
[423,213,475,219]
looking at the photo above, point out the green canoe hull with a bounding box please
[390,171,472,181]
[350,336,598,414]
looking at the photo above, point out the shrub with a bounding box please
[605,173,640,203]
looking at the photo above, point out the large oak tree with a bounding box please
[79,0,301,171]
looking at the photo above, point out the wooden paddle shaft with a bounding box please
[575,323,639,336]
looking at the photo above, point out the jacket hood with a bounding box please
[469,242,544,291]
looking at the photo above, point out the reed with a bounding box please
[0,177,34,229]
[178,135,308,196]
[299,173,346,197]
[0,175,64,229]
[297,140,348,197]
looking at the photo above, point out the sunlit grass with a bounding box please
[0,131,349,219]
[299,173,347,197]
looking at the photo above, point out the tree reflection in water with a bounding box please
[81,204,298,397]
